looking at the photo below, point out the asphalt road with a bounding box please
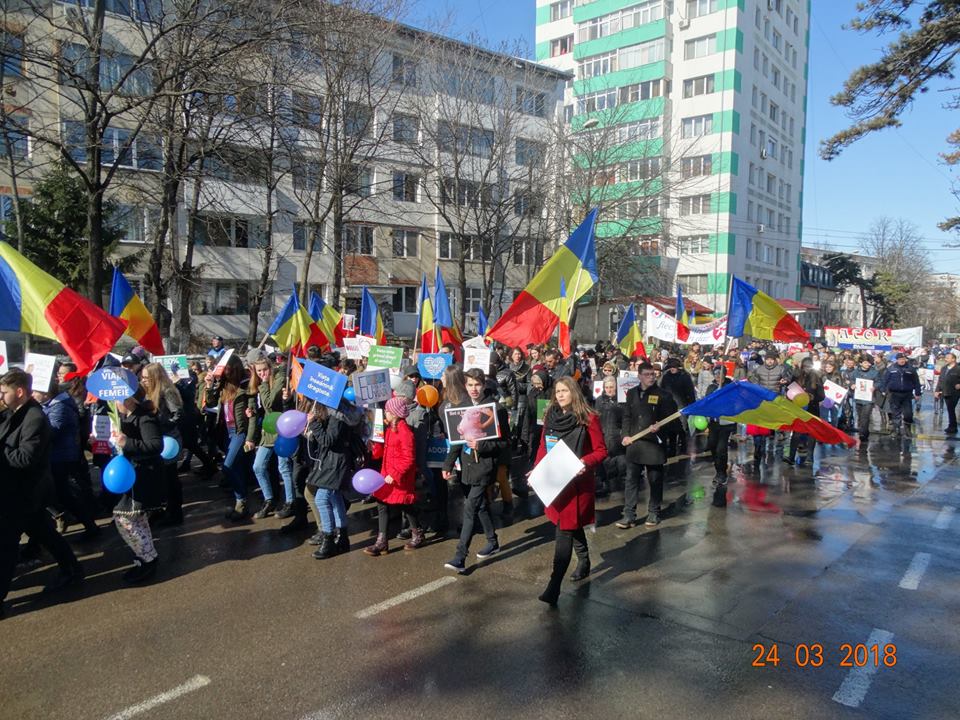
[3,398,959,720]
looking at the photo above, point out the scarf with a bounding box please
[543,404,586,456]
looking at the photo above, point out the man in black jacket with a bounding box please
[0,369,84,614]
[442,369,509,573]
[616,362,679,528]
[935,352,960,434]
[879,353,922,438]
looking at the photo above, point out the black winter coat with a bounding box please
[0,399,52,524]
[116,406,164,512]
[595,394,625,456]
[442,395,510,486]
[621,384,678,465]
[936,364,960,398]
[305,413,356,491]
[660,369,696,407]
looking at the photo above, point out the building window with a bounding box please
[392,285,417,313]
[618,117,661,142]
[684,34,716,60]
[1,29,25,77]
[681,114,713,138]
[442,178,490,208]
[292,159,322,192]
[681,154,712,178]
[193,281,252,315]
[746,238,752,259]
[60,43,154,96]
[686,0,718,18]
[463,237,493,263]
[677,274,708,294]
[392,171,420,203]
[391,228,418,258]
[515,138,544,167]
[2,114,28,159]
[391,53,417,87]
[438,232,458,260]
[438,122,493,158]
[512,238,543,266]
[115,205,159,245]
[618,38,666,69]
[346,165,372,197]
[513,189,542,217]
[192,214,263,248]
[343,224,374,255]
[576,88,617,114]
[677,235,710,254]
[62,121,161,170]
[292,221,323,252]
[550,0,572,21]
[465,287,482,314]
[619,79,662,103]
[550,35,574,57]
[576,0,663,43]
[619,156,662,182]
[515,87,546,117]
[344,102,372,137]
[291,92,323,128]
[679,194,711,216]
[578,51,616,80]
[392,113,419,145]
[682,74,715,98]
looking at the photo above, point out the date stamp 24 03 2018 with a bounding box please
[752,642,898,669]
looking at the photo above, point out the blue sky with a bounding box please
[404,0,960,273]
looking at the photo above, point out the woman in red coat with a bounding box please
[364,397,423,556]
[533,376,607,606]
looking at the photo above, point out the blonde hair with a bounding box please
[140,363,181,414]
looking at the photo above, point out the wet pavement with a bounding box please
[3,397,960,720]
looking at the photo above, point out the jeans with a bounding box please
[277,456,295,504]
[820,404,841,427]
[454,484,497,561]
[253,446,276,502]
[623,462,664,520]
[315,488,347,532]
[223,428,247,502]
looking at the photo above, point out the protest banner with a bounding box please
[854,377,875,402]
[823,379,848,404]
[417,353,453,380]
[86,367,139,401]
[343,337,362,359]
[24,353,58,392]
[444,402,500,444]
[354,368,392,405]
[296,359,348,408]
[367,345,403,370]
[426,437,449,468]
[355,335,377,357]
[463,346,492,373]
[617,375,640,402]
[824,327,892,351]
[153,354,189,380]
[211,348,234,376]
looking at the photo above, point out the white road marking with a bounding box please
[933,506,955,530]
[354,576,457,619]
[832,629,895,708]
[898,552,932,590]
[104,675,211,720]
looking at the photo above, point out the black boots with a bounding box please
[253,499,277,519]
[570,559,591,582]
[312,533,338,560]
[336,527,350,554]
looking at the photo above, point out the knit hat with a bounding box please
[395,379,416,400]
[385,396,409,419]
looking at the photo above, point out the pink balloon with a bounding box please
[352,468,385,495]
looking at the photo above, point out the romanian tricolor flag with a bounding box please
[488,209,598,348]
[558,278,571,356]
[616,304,646,359]
[416,274,437,353]
[359,287,385,344]
[728,276,809,342]
[675,285,690,342]
[681,381,856,447]
[0,242,126,377]
[109,267,164,355]
[308,291,341,347]
[433,268,462,347]
[269,290,326,354]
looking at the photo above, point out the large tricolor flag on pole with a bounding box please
[728,276,809,342]
[269,290,327,355]
[675,285,690,342]
[0,242,126,377]
[109,267,164,355]
[359,287,385,344]
[433,267,462,347]
[416,274,437,353]
[558,278,571,356]
[308,291,341,347]
[616,304,647,359]
[487,208,599,348]
[680,381,855,447]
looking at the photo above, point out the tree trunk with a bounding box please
[457,235,467,329]
[331,195,344,307]
[86,189,105,306]
[593,280,602,341]
[859,285,867,328]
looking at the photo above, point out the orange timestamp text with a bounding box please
[751,642,898,668]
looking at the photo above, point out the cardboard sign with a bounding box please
[444,402,500,445]
[296,359,348,409]
[86,367,139,401]
[418,353,453,380]
[24,353,58,393]
[343,337,362,360]
[462,335,488,349]
[341,314,356,332]
[463,347,492,373]
[823,379,848,404]
[153,354,189,380]
[354,368,392,405]
[211,348,234,377]
[528,439,585,508]
[854,377,875,403]
[0,341,8,374]
[426,437,449,467]
[619,369,638,378]
[367,345,403,370]
[355,335,377,357]
[90,413,116,455]
[617,376,640,402]
[370,408,385,443]
[593,380,604,399]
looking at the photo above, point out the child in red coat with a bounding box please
[364,397,423,556]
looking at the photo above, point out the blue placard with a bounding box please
[418,353,453,380]
[85,367,139,401]
[296,359,348,408]
[426,437,450,468]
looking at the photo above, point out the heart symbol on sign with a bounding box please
[422,356,447,377]
[0,355,5,367]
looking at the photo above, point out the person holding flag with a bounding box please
[359,287,385,345]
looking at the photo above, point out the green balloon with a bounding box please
[692,415,709,431]
[263,411,282,435]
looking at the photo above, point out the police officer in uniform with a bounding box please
[616,362,678,528]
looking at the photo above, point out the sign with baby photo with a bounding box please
[443,402,500,445]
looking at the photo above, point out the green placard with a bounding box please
[536,398,549,425]
[366,345,403,369]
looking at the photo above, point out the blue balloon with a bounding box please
[103,455,136,494]
[274,434,299,458]
[343,386,356,403]
[161,435,180,461]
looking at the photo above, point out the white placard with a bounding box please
[341,314,356,332]
[355,334,377,357]
[645,304,677,343]
[354,368,392,405]
[343,337,362,360]
[592,380,604,399]
[823,379,848,404]
[617,376,640,402]
[211,348,234,377]
[619,369,638,378]
[24,352,57,392]
[0,340,7,373]
[854,378,875,403]
[463,347,492,373]
[462,335,488,349]
[527,439,585,508]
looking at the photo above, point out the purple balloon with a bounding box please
[276,410,308,438]
[352,468,385,495]
[822,397,835,409]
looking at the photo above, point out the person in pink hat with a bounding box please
[364,396,423,556]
